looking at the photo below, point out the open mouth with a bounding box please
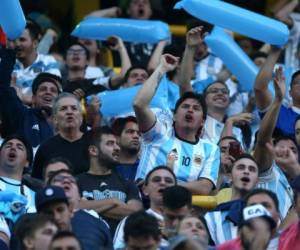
[240,177,250,183]
[63,184,71,192]
[157,188,164,194]
[185,114,193,122]
[112,152,119,158]
[213,96,227,102]
[43,96,53,103]
[71,56,81,62]
[138,8,145,16]
[66,116,75,123]
[8,152,17,160]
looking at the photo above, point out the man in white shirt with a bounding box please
[13,21,61,102]
[114,166,177,249]
[0,135,36,220]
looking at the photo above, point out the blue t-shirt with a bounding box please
[277,105,300,136]
[0,239,8,250]
[260,105,300,137]
[115,161,139,182]
[72,209,113,250]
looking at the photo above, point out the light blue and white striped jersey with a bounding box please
[203,115,243,146]
[257,163,293,221]
[284,13,300,72]
[193,54,223,83]
[135,117,220,185]
[13,53,61,93]
[0,177,36,213]
[205,209,238,245]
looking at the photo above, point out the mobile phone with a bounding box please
[229,141,242,159]
[165,55,176,65]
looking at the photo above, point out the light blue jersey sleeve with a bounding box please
[257,163,293,220]
[205,210,238,245]
[113,217,127,249]
[199,141,220,187]
[135,118,169,180]
[142,117,168,144]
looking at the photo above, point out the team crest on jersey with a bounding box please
[193,154,202,167]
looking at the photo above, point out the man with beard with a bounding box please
[112,116,141,181]
[77,126,142,235]
[0,47,61,149]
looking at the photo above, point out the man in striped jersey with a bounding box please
[133,54,220,195]
[205,153,259,245]
[178,26,252,147]
[253,67,295,221]
[216,190,280,250]
[13,21,61,103]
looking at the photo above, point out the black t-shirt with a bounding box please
[76,171,141,234]
[125,43,155,67]
[32,134,89,179]
[63,78,107,97]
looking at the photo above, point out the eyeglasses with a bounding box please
[66,48,86,55]
[52,175,77,184]
[206,88,229,95]
[150,176,175,184]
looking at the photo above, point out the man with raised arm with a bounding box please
[133,54,220,195]
[178,26,252,147]
[253,67,294,221]
[254,46,300,137]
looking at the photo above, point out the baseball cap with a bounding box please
[242,204,277,229]
[31,73,62,95]
[35,186,69,212]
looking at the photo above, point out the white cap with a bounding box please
[243,204,276,229]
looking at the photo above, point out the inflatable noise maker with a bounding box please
[71,17,171,44]
[87,75,170,118]
[174,0,289,47]
[0,0,26,40]
[205,27,258,92]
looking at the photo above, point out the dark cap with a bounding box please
[35,185,69,212]
[31,73,62,95]
[241,204,277,229]
[291,175,300,193]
